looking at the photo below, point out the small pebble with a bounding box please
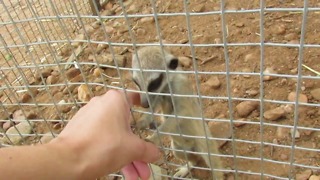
[140,17,154,23]
[295,169,312,180]
[263,67,277,81]
[310,88,320,100]
[2,121,14,131]
[192,4,205,12]
[272,24,286,35]
[96,54,126,67]
[242,68,251,78]
[235,22,244,27]
[78,84,91,102]
[276,127,289,139]
[290,128,300,139]
[236,101,259,117]
[93,68,103,77]
[264,107,286,121]
[245,89,259,96]
[287,92,308,103]
[71,34,85,47]
[244,53,257,62]
[204,76,221,89]
[46,75,59,85]
[4,121,34,145]
[280,153,288,160]
[66,67,81,80]
[234,118,247,127]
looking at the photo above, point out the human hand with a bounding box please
[51,90,160,180]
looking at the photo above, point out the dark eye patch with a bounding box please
[147,73,163,92]
[168,58,178,70]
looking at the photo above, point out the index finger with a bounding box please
[116,90,141,107]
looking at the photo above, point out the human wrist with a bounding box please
[48,137,90,180]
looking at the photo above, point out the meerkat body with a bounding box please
[132,46,223,179]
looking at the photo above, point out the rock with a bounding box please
[140,17,154,23]
[78,84,91,102]
[295,169,312,180]
[95,54,126,67]
[281,104,293,114]
[272,24,286,35]
[236,101,259,117]
[51,70,60,76]
[309,175,320,180]
[4,121,34,144]
[242,68,251,78]
[96,43,108,53]
[204,76,221,89]
[36,68,52,80]
[234,118,247,127]
[290,128,300,139]
[244,53,256,62]
[280,153,288,160]
[287,92,308,103]
[71,34,85,47]
[81,25,95,35]
[245,89,259,96]
[93,68,103,77]
[284,33,297,41]
[310,88,320,100]
[148,164,167,180]
[70,74,84,83]
[127,4,138,14]
[235,22,244,27]
[39,133,55,144]
[263,67,277,81]
[12,109,37,123]
[264,107,286,121]
[91,21,101,29]
[178,56,192,68]
[63,84,78,94]
[58,100,72,113]
[276,127,289,139]
[192,4,205,12]
[46,75,59,85]
[20,88,38,103]
[105,26,114,34]
[3,121,14,131]
[208,121,232,148]
[136,28,146,36]
[66,67,81,80]
[214,38,222,44]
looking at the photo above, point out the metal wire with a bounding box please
[0,0,320,180]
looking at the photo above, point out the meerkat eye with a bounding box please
[168,58,178,70]
[148,73,163,92]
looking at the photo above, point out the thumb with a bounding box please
[125,134,161,163]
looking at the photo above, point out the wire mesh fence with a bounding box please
[0,0,320,179]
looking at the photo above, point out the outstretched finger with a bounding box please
[126,135,161,163]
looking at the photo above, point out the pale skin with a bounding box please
[0,90,160,180]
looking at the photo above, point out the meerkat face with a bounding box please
[131,47,179,108]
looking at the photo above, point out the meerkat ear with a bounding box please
[168,58,178,70]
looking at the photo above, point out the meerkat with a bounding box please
[131,46,224,179]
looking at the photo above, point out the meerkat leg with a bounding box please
[198,139,224,180]
[170,139,199,178]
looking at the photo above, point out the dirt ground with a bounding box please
[0,0,320,180]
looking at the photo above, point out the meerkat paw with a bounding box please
[173,165,190,178]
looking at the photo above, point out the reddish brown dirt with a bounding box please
[0,0,319,180]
